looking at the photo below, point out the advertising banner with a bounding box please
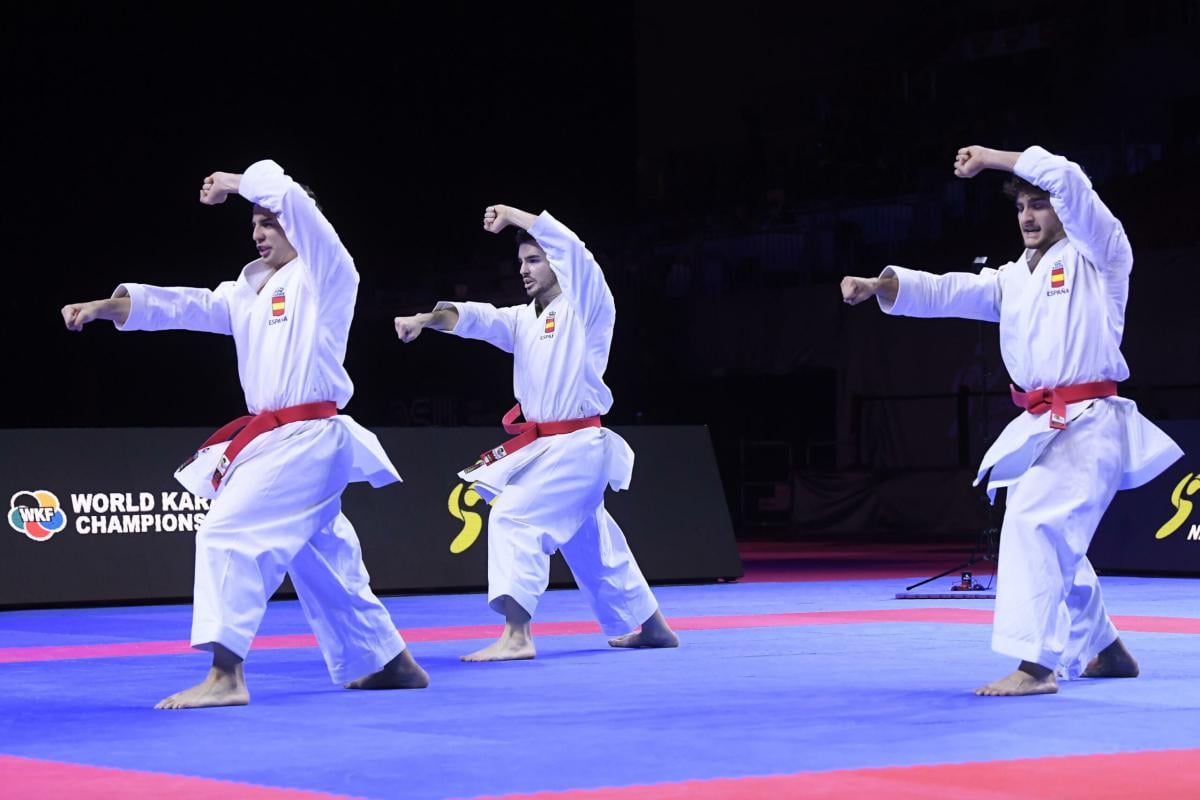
[1090,421,1199,575]
[1,426,742,607]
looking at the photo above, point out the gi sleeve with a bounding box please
[527,211,615,329]
[112,281,235,334]
[1014,146,1133,280]
[432,300,521,354]
[238,160,359,293]
[877,265,1002,322]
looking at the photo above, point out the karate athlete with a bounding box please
[841,146,1182,696]
[61,160,429,708]
[393,205,679,661]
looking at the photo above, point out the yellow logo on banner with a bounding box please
[447,482,493,554]
[1156,472,1200,540]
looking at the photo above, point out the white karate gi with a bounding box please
[114,160,406,683]
[878,146,1182,676]
[435,212,658,635]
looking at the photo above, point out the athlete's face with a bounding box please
[519,242,560,303]
[1015,192,1065,254]
[251,207,299,269]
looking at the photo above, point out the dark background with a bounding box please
[6,2,1198,536]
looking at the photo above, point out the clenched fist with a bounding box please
[61,298,130,330]
[394,315,425,343]
[953,146,993,179]
[200,172,241,205]
[483,205,513,234]
[62,301,103,331]
[840,276,878,306]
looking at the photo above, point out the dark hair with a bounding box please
[514,228,537,248]
[298,182,322,212]
[1002,176,1048,201]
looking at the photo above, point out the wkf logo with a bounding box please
[8,490,68,542]
[271,288,286,317]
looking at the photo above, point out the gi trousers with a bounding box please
[992,401,1123,677]
[191,419,405,683]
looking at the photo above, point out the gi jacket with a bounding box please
[435,212,634,499]
[877,146,1181,499]
[114,160,399,498]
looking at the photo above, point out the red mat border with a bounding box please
[6,748,1196,800]
[1,609,1196,664]
[459,748,1200,800]
[0,754,359,799]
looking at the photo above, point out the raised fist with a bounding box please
[953,146,992,179]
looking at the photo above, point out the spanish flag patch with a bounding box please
[544,311,556,334]
[271,288,286,317]
[1050,264,1065,288]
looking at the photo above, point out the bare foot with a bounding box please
[975,661,1058,697]
[609,609,680,649]
[1082,637,1139,678]
[345,649,430,690]
[155,664,249,709]
[461,623,535,662]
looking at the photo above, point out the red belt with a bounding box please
[466,403,601,472]
[1010,380,1118,430]
[185,401,338,490]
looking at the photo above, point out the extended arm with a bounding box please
[61,297,131,331]
[58,171,251,337]
[841,266,1001,322]
[397,300,520,353]
[63,281,235,334]
[394,307,460,343]
[840,275,898,306]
